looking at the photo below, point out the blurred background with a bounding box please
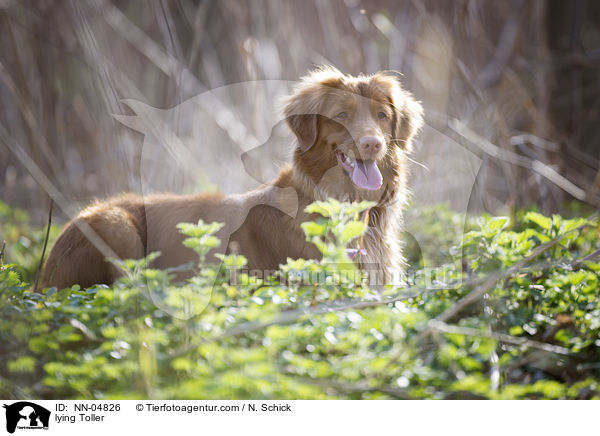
[1,0,599,226]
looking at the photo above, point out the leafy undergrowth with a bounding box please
[0,199,599,399]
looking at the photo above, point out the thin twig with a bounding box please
[581,247,600,263]
[33,199,53,292]
[0,240,5,269]
[428,320,573,356]
[510,134,560,152]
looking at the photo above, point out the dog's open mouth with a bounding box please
[336,150,383,191]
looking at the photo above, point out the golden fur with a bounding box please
[42,67,423,289]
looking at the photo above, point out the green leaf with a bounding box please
[7,356,36,373]
[485,216,509,234]
[305,201,336,218]
[509,326,523,336]
[214,254,248,268]
[525,212,551,231]
[344,201,376,216]
[340,221,367,244]
[301,221,327,237]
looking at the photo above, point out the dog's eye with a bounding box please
[377,111,388,120]
[336,111,348,120]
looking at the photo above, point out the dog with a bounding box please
[42,67,423,289]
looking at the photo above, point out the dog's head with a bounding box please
[284,66,423,202]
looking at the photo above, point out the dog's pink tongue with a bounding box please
[352,159,382,190]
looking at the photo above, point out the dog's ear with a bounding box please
[284,66,344,151]
[394,94,424,152]
[283,84,323,151]
[284,67,345,151]
[376,71,424,152]
[286,114,319,152]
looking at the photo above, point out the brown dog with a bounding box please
[42,67,423,289]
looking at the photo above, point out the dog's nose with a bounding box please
[359,136,382,154]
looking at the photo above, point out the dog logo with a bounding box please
[2,402,50,434]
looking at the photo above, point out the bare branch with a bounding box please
[427,112,593,204]
[428,320,573,356]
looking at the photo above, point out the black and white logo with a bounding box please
[2,402,50,434]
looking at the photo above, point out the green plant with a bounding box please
[0,200,598,399]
